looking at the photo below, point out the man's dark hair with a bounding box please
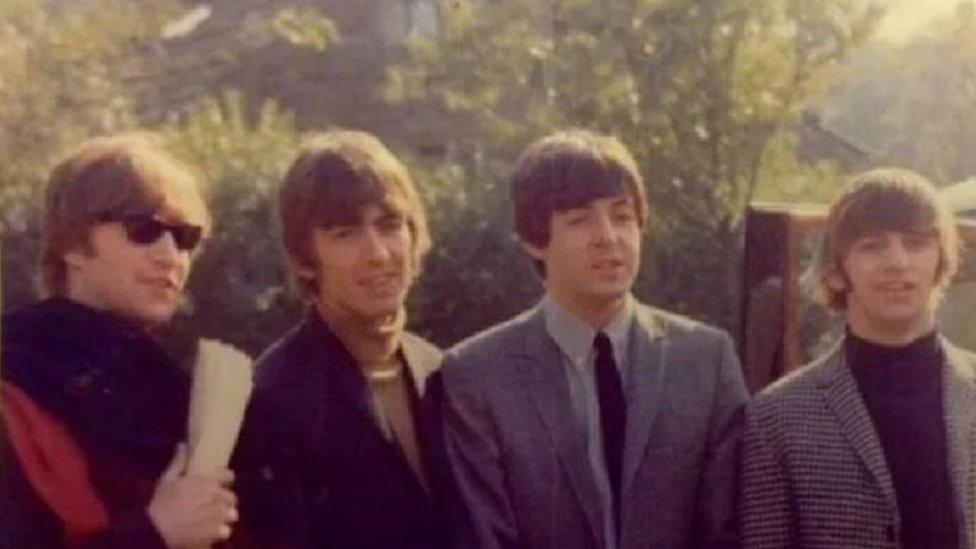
[510,129,647,275]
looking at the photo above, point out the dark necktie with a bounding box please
[594,331,626,525]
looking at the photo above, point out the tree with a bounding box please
[162,91,303,356]
[386,0,882,339]
[0,1,340,357]
[0,0,181,307]
[822,1,976,183]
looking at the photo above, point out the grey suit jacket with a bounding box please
[740,336,976,549]
[442,301,749,549]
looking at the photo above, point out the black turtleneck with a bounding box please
[846,329,959,549]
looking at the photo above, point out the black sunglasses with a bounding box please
[113,215,203,251]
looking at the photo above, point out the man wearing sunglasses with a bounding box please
[0,133,238,548]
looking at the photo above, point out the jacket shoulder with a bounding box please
[750,348,836,415]
[402,331,442,364]
[638,303,731,343]
[252,324,311,391]
[442,309,537,372]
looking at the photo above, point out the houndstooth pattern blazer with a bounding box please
[740,336,976,549]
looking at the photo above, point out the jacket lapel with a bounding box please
[517,307,606,548]
[297,312,376,420]
[399,333,451,501]
[401,334,438,398]
[621,307,665,496]
[940,338,976,548]
[817,343,899,512]
[300,312,439,501]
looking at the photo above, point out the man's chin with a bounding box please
[587,283,631,303]
[128,307,176,327]
[362,304,406,333]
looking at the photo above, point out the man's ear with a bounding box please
[519,238,545,261]
[826,269,847,292]
[291,260,317,285]
[63,248,87,268]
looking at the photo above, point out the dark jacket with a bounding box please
[0,297,190,549]
[233,310,455,549]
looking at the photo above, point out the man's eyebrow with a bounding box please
[322,219,360,230]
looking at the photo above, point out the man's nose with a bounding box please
[592,212,617,244]
[362,228,392,261]
[149,231,182,265]
[883,238,911,268]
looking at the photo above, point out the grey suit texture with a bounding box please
[442,301,749,549]
[740,336,976,549]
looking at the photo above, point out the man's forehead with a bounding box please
[146,201,203,228]
[555,190,634,210]
[110,181,205,222]
[845,220,939,238]
[318,201,404,227]
[847,225,938,241]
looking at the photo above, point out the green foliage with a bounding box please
[272,6,341,52]
[1,0,886,354]
[400,153,539,345]
[386,0,881,334]
[0,0,179,307]
[0,1,318,356]
[163,92,303,356]
[751,132,845,204]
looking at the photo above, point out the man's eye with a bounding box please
[858,239,884,251]
[563,212,588,225]
[904,234,934,249]
[378,216,406,232]
[330,227,356,239]
[613,210,636,223]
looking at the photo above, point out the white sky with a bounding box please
[874,0,967,42]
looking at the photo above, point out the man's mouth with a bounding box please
[592,258,626,271]
[143,277,180,291]
[361,272,402,292]
[876,281,916,296]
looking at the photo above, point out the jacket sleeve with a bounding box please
[0,432,63,549]
[692,332,750,549]
[739,401,795,549]
[0,431,166,549]
[77,510,166,549]
[441,354,519,549]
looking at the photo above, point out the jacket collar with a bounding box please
[293,308,434,407]
[813,334,976,541]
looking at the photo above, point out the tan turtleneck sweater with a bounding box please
[316,303,428,491]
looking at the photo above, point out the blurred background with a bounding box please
[2,0,975,371]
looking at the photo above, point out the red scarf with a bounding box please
[1,381,109,545]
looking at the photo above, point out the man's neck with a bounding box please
[64,285,110,318]
[846,315,936,348]
[60,290,151,331]
[546,290,627,330]
[316,303,404,373]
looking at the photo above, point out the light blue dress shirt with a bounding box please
[542,293,635,549]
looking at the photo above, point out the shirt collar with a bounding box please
[543,293,635,371]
